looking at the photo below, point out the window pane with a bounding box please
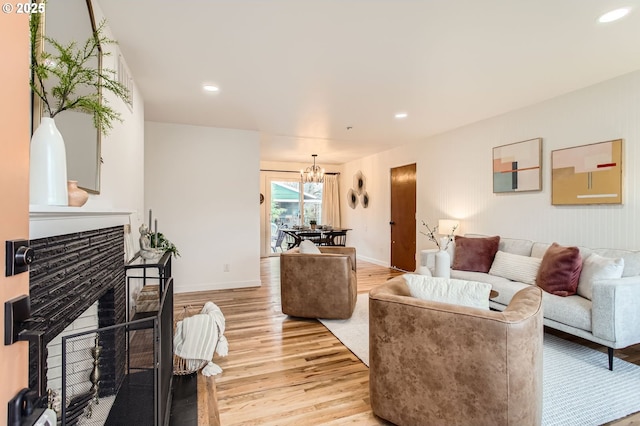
[271,180,301,229]
[302,182,323,226]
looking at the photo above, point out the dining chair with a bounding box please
[325,230,347,246]
[271,229,286,252]
[297,231,323,245]
[283,230,301,249]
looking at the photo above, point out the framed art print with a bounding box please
[493,138,542,193]
[551,139,622,205]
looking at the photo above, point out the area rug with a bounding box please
[319,293,640,426]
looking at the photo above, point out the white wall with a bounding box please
[145,122,261,293]
[342,70,640,266]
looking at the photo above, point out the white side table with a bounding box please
[419,249,438,275]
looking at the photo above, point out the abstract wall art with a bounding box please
[551,139,623,205]
[493,138,542,193]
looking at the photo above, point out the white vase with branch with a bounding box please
[29,12,130,205]
[420,221,458,278]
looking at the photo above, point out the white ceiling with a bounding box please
[97,0,640,165]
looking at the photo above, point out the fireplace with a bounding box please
[20,208,174,425]
[28,226,126,397]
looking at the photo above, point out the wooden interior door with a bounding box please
[0,12,31,421]
[390,164,417,271]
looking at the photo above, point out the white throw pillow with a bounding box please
[403,274,491,310]
[489,250,541,285]
[577,253,624,300]
[299,240,321,254]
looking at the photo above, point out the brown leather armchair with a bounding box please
[280,247,357,319]
[369,276,543,426]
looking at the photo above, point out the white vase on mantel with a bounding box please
[30,117,68,206]
[434,249,451,278]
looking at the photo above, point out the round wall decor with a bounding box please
[353,171,366,195]
[347,188,358,209]
[361,191,370,208]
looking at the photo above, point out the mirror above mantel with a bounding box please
[32,0,102,194]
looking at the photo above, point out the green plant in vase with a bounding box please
[30,11,130,134]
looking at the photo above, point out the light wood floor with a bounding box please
[174,257,640,425]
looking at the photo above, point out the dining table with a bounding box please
[281,227,351,248]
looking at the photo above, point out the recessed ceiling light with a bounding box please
[598,7,630,23]
[203,85,219,93]
[395,112,408,119]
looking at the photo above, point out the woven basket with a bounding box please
[173,305,209,375]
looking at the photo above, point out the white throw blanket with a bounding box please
[174,301,228,376]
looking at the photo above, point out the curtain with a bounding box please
[321,174,341,228]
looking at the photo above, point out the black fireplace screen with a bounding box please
[59,278,174,425]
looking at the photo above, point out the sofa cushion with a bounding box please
[299,239,321,254]
[543,293,592,332]
[536,243,583,297]
[499,238,534,256]
[465,234,533,257]
[402,274,491,310]
[451,268,592,331]
[489,251,541,285]
[452,235,500,273]
[451,269,528,306]
[577,253,624,300]
[531,242,551,259]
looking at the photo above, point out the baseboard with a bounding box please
[356,254,389,268]
[175,279,261,294]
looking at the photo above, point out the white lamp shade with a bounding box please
[438,219,460,235]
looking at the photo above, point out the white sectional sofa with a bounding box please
[421,235,640,370]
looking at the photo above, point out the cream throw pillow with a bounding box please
[299,240,321,254]
[577,253,624,300]
[403,274,491,310]
[489,250,541,285]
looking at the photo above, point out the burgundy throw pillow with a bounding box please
[536,243,583,297]
[452,235,500,273]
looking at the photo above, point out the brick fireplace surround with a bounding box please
[28,225,126,394]
[26,208,131,401]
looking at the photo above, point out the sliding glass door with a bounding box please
[268,178,323,253]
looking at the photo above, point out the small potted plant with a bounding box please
[149,232,181,258]
[309,220,317,230]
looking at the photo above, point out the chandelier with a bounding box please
[300,154,325,183]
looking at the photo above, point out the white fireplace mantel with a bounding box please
[30,205,133,239]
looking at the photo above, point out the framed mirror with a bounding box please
[32,0,102,194]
